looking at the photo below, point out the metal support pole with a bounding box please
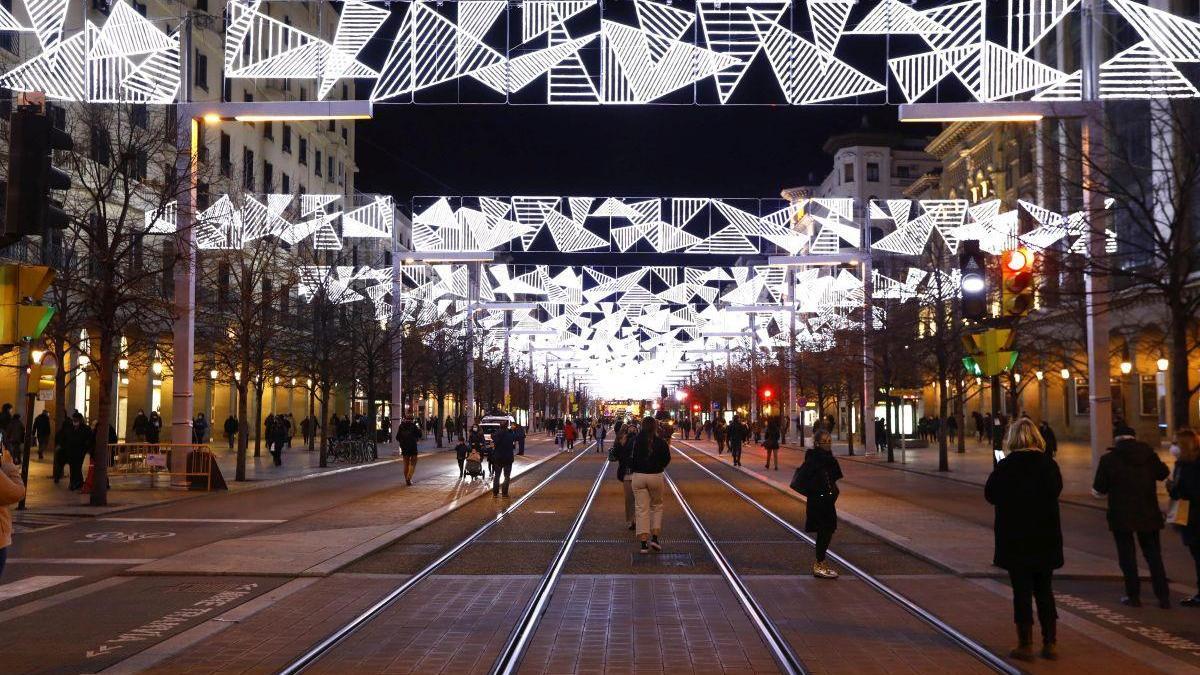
[502,311,512,411]
[862,251,877,454]
[749,312,758,425]
[16,341,31,510]
[528,348,534,427]
[544,359,550,424]
[389,228,404,450]
[991,374,1003,463]
[786,267,796,434]
[725,345,732,415]
[465,263,479,429]
[170,59,197,483]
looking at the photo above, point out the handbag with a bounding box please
[789,466,807,494]
[1168,499,1190,527]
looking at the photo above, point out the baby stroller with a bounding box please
[464,450,486,482]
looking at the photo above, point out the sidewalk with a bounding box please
[16,437,440,516]
[822,435,1172,507]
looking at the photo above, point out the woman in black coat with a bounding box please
[1167,428,1200,607]
[985,418,1063,661]
[791,430,842,579]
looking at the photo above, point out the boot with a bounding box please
[1040,619,1057,660]
[1010,623,1036,661]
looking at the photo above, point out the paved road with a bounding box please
[2,434,1198,674]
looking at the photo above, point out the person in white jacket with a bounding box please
[1,447,26,579]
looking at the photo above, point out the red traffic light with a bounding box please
[1001,247,1033,273]
[762,388,773,399]
[692,403,700,411]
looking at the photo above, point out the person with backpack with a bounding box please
[629,416,671,554]
[396,418,421,485]
[613,424,638,532]
[790,429,842,579]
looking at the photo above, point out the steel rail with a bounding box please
[673,441,1021,675]
[279,441,597,675]
[663,469,809,675]
[491,457,609,675]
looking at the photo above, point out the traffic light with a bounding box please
[961,327,1017,377]
[0,263,55,352]
[958,240,989,323]
[761,387,773,400]
[5,106,73,243]
[1000,247,1036,319]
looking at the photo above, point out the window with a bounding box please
[299,138,308,165]
[0,0,16,53]
[221,75,232,103]
[197,182,210,210]
[895,165,911,179]
[242,148,255,190]
[280,284,290,316]
[298,184,306,199]
[193,50,208,90]
[127,150,148,181]
[131,104,148,128]
[341,127,348,143]
[92,0,111,14]
[866,162,880,182]
[90,126,111,166]
[281,173,291,194]
[315,150,323,176]
[342,84,349,100]
[217,261,230,311]
[244,92,253,103]
[131,0,147,15]
[282,124,292,153]
[327,120,335,133]
[263,161,274,192]
[1073,377,1090,416]
[196,0,208,11]
[219,132,231,176]
[1140,375,1160,417]
[327,155,333,180]
[263,120,273,140]
[299,86,308,101]
[843,163,854,183]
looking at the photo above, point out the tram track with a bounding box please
[671,439,1021,675]
[279,442,602,675]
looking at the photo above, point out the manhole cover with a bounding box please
[164,582,235,594]
[394,543,443,554]
[631,553,694,567]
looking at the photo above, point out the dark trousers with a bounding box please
[1114,530,1170,601]
[814,529,833,562]
[227,433,235,450]
[492,461,513,496]
[1008,568,1057,626]
[517,439,524,455]
[68,455,84,490]
[456,458,465,476]
[730,443,742,465]
[270,441,283,466]
[1185,536,1200,588]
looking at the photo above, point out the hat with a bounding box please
[1114,424,1137,438]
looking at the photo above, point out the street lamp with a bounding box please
[209,369,218,380]
[1060,368,1071,380]
[151,361,163,376]
[1120,361,1133,375]
[1157,358,1169,372]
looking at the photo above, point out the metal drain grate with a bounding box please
[163,582,236,594]
[631,553,694,567]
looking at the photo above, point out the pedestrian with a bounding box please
[763,416,781,470]
[491,420,516,497]
[0,445,25,580]
[33,409,50,460]
[146,410,162,446]
[875,418,887,452]
[781,415,789,444]
[1037,421,1057,458]
[454,438,469,478]
[752,418,762,444]
[268,415,286,466]
[947,414,958,443]
[596,423,607,453]
[1093,424,1172,608]
[790,429,842,579]
[515,423,526,456]
[714,418,727,455]
[629,416,670,554]
[192,412,209,445]
[61,412,91,491]
[1166,428,1200,606]
[224,414,238,450]
[132,408,147,442]
[5,413,25,464]
[397,418,420,485]
[564,420,577,450]
[614,424,637,532]
[300,415,314,447]
[985,418,1063,660]
[0,403,12,439]
[727,414,749,467]
[469,424,487,477]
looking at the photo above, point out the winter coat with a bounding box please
[763,423,781,449]
[5,417,25,446]
[792,448,842,532]
[985,450,1064,571]
[59,421,92,460]
[33,412,51,441]
[396,422,420,457]
[1093,438,1170,532]
[629,430,670,474]
[224,416,238,436]
[1168,460,1200,543]
[0,452,26,549]
[726,420,749,446]
[146,414,162,443]
[1039,423,1058,457]
[491,428,516,464]
[564,424,576,442]
[614,433,634,481]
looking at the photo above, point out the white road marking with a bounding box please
[99,518,286,524]
[0,575,81,601]
[86,583,260,659]
[77,531,176,544]
[5,558,156,565]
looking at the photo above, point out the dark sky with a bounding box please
[355,104,934,201]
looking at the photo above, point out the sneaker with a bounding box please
[812,562,838,579]
[1181,595,1200,607]
[639,541,650,555]
[649,536,662,552]
[1120,596,1142,607]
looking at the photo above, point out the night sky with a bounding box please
[355,105,932,201]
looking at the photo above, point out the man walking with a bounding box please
[224,414,238,450]
[397,418,420,485]
[515,423,526,456]
[33,410,50,460]
[1093,425,1172,608]
[491,420,516,497]
[596,423,607,453]
[727,414,749,467]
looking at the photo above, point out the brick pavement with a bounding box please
[519,576,779,675]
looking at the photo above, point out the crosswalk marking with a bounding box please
[0,575,80,601]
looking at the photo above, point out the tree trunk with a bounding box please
[52,340,68,450]
[435,391,445,448]
[1169,304,1192,431]
[318,384,331,468]
[307,385,316,452]
[91,339,116,506]
[236,381,249,481]
[937,377,950,471]
[253,384,265,457]
[884,388,895,463]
